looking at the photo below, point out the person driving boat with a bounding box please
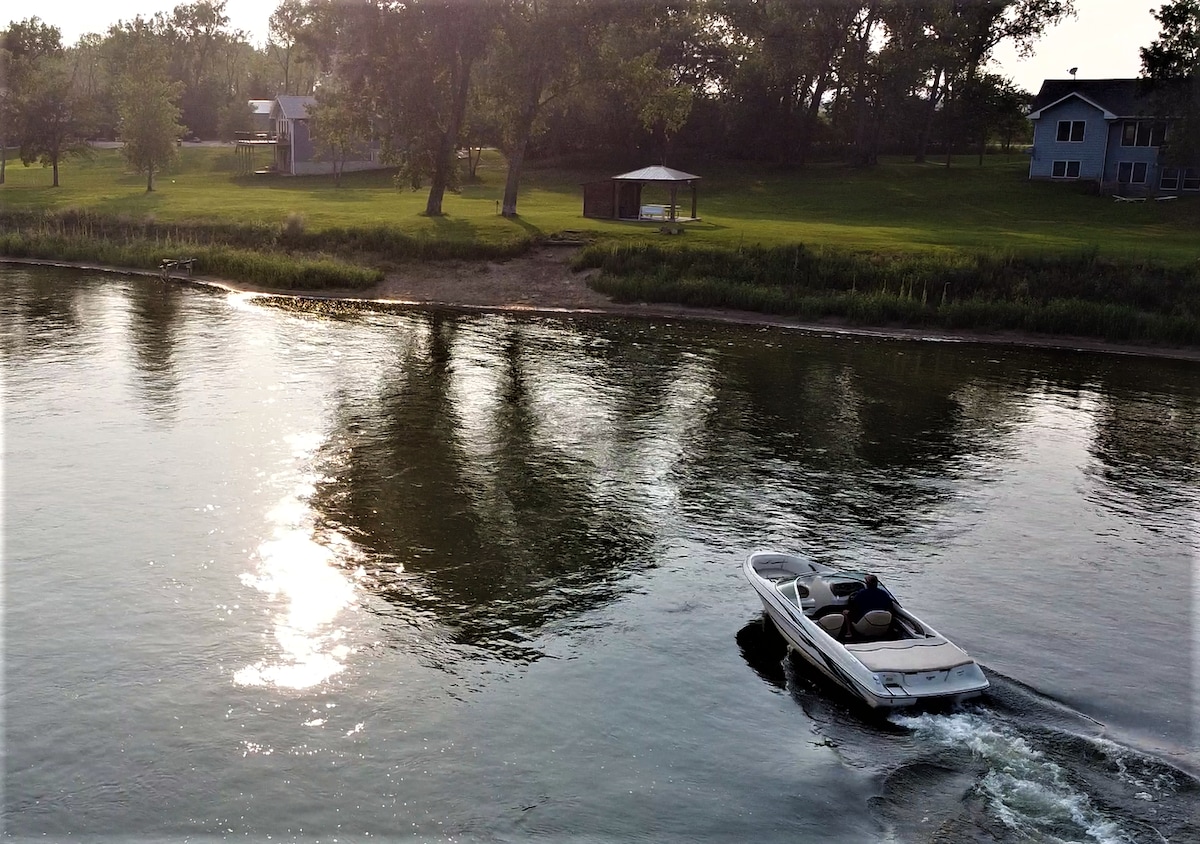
[840,573,894,639]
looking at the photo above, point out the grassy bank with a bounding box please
[0,204,536,291]
[3,146,1200,344]
[0,230,385,290]
[4,146,1200,259]
[575,243,1200,346]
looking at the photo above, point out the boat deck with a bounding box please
[844,638,973,673]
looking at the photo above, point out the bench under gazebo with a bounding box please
[582,165,701,223]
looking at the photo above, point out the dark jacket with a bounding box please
[846,585,894,622]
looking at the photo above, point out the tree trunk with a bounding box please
[500,75,542,217]
[915,67,944,164]
[52,157,60,187]
[424,51,475,217]
[147,164,154,192]
[851,84,874,167]
[847,3,880,167]
[797,73,831,167]
[941,87,955,169]
[501,140,527,217]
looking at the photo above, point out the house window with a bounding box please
[1056,120,1085,142]
[1117,162,1148,184]
[1161,168,1180,190]
[1121,120,1167,147]
[1052,160,1081,179]
[1184,168,1200,191]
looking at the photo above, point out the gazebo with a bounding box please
[582,165,700,222]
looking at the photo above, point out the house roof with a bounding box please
[612,165,700,182]
[275,95,317,120]
[1028,79,1159,119]
[249,99,274,115]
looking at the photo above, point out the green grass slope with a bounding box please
[3,146,1199,262]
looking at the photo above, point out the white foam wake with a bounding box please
[894,711,1128,844]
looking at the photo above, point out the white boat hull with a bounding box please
[744,551,989,709]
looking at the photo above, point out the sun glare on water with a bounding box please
[234,432,363,690]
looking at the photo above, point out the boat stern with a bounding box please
[865,661,990,708]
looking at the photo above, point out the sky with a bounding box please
[9,0,1166,95]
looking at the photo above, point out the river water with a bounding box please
[3,265,1198,843]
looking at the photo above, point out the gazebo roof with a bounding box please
[612,165,700,182]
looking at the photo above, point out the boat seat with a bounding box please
[852,610,892,638]
[816,614,845,636]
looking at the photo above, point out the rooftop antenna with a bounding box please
[1069,67,1078,79]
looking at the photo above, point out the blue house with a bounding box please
[1027,78,1199,195]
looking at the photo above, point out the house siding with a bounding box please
[1103,121,1163,191]
[293,120,316,165]
[1029,98,1109,181]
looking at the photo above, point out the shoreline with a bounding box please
[5,252,1200,363]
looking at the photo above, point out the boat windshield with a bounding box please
[796,572,867,615]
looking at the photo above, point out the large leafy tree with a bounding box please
[116,44,184,191]
[11,47,92,186]
[332,0,497,216]
[154,1,254,139]
[1,18,64,184]
[883,0,1073,167]
[1141,0,1200,164]
[268,0,319,95]
[471,0,611,217]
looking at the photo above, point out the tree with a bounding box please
[1141,0,1200,164]
[335,0,497,216]
[471,0,601,217]
[12,50,92,187]
[2,18,64,184]
[955,72,1029,162]
[116,47,184,191]
[1,39,13,185]
[309,78,370,186]
[161,1,247,139]
[268,0,318,95]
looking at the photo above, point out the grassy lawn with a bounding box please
[3,145,1200,263]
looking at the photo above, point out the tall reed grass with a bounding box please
[0,208,534,262]
[577,243,1200,346]
[0,232,383,290]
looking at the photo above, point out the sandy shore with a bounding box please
[5,249,1199,362]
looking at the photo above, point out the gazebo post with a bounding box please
[669,184,678,221]
[690,183,697,220]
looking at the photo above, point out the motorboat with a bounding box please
[743,551,989,709]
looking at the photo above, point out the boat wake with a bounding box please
[736,618,1199,844]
